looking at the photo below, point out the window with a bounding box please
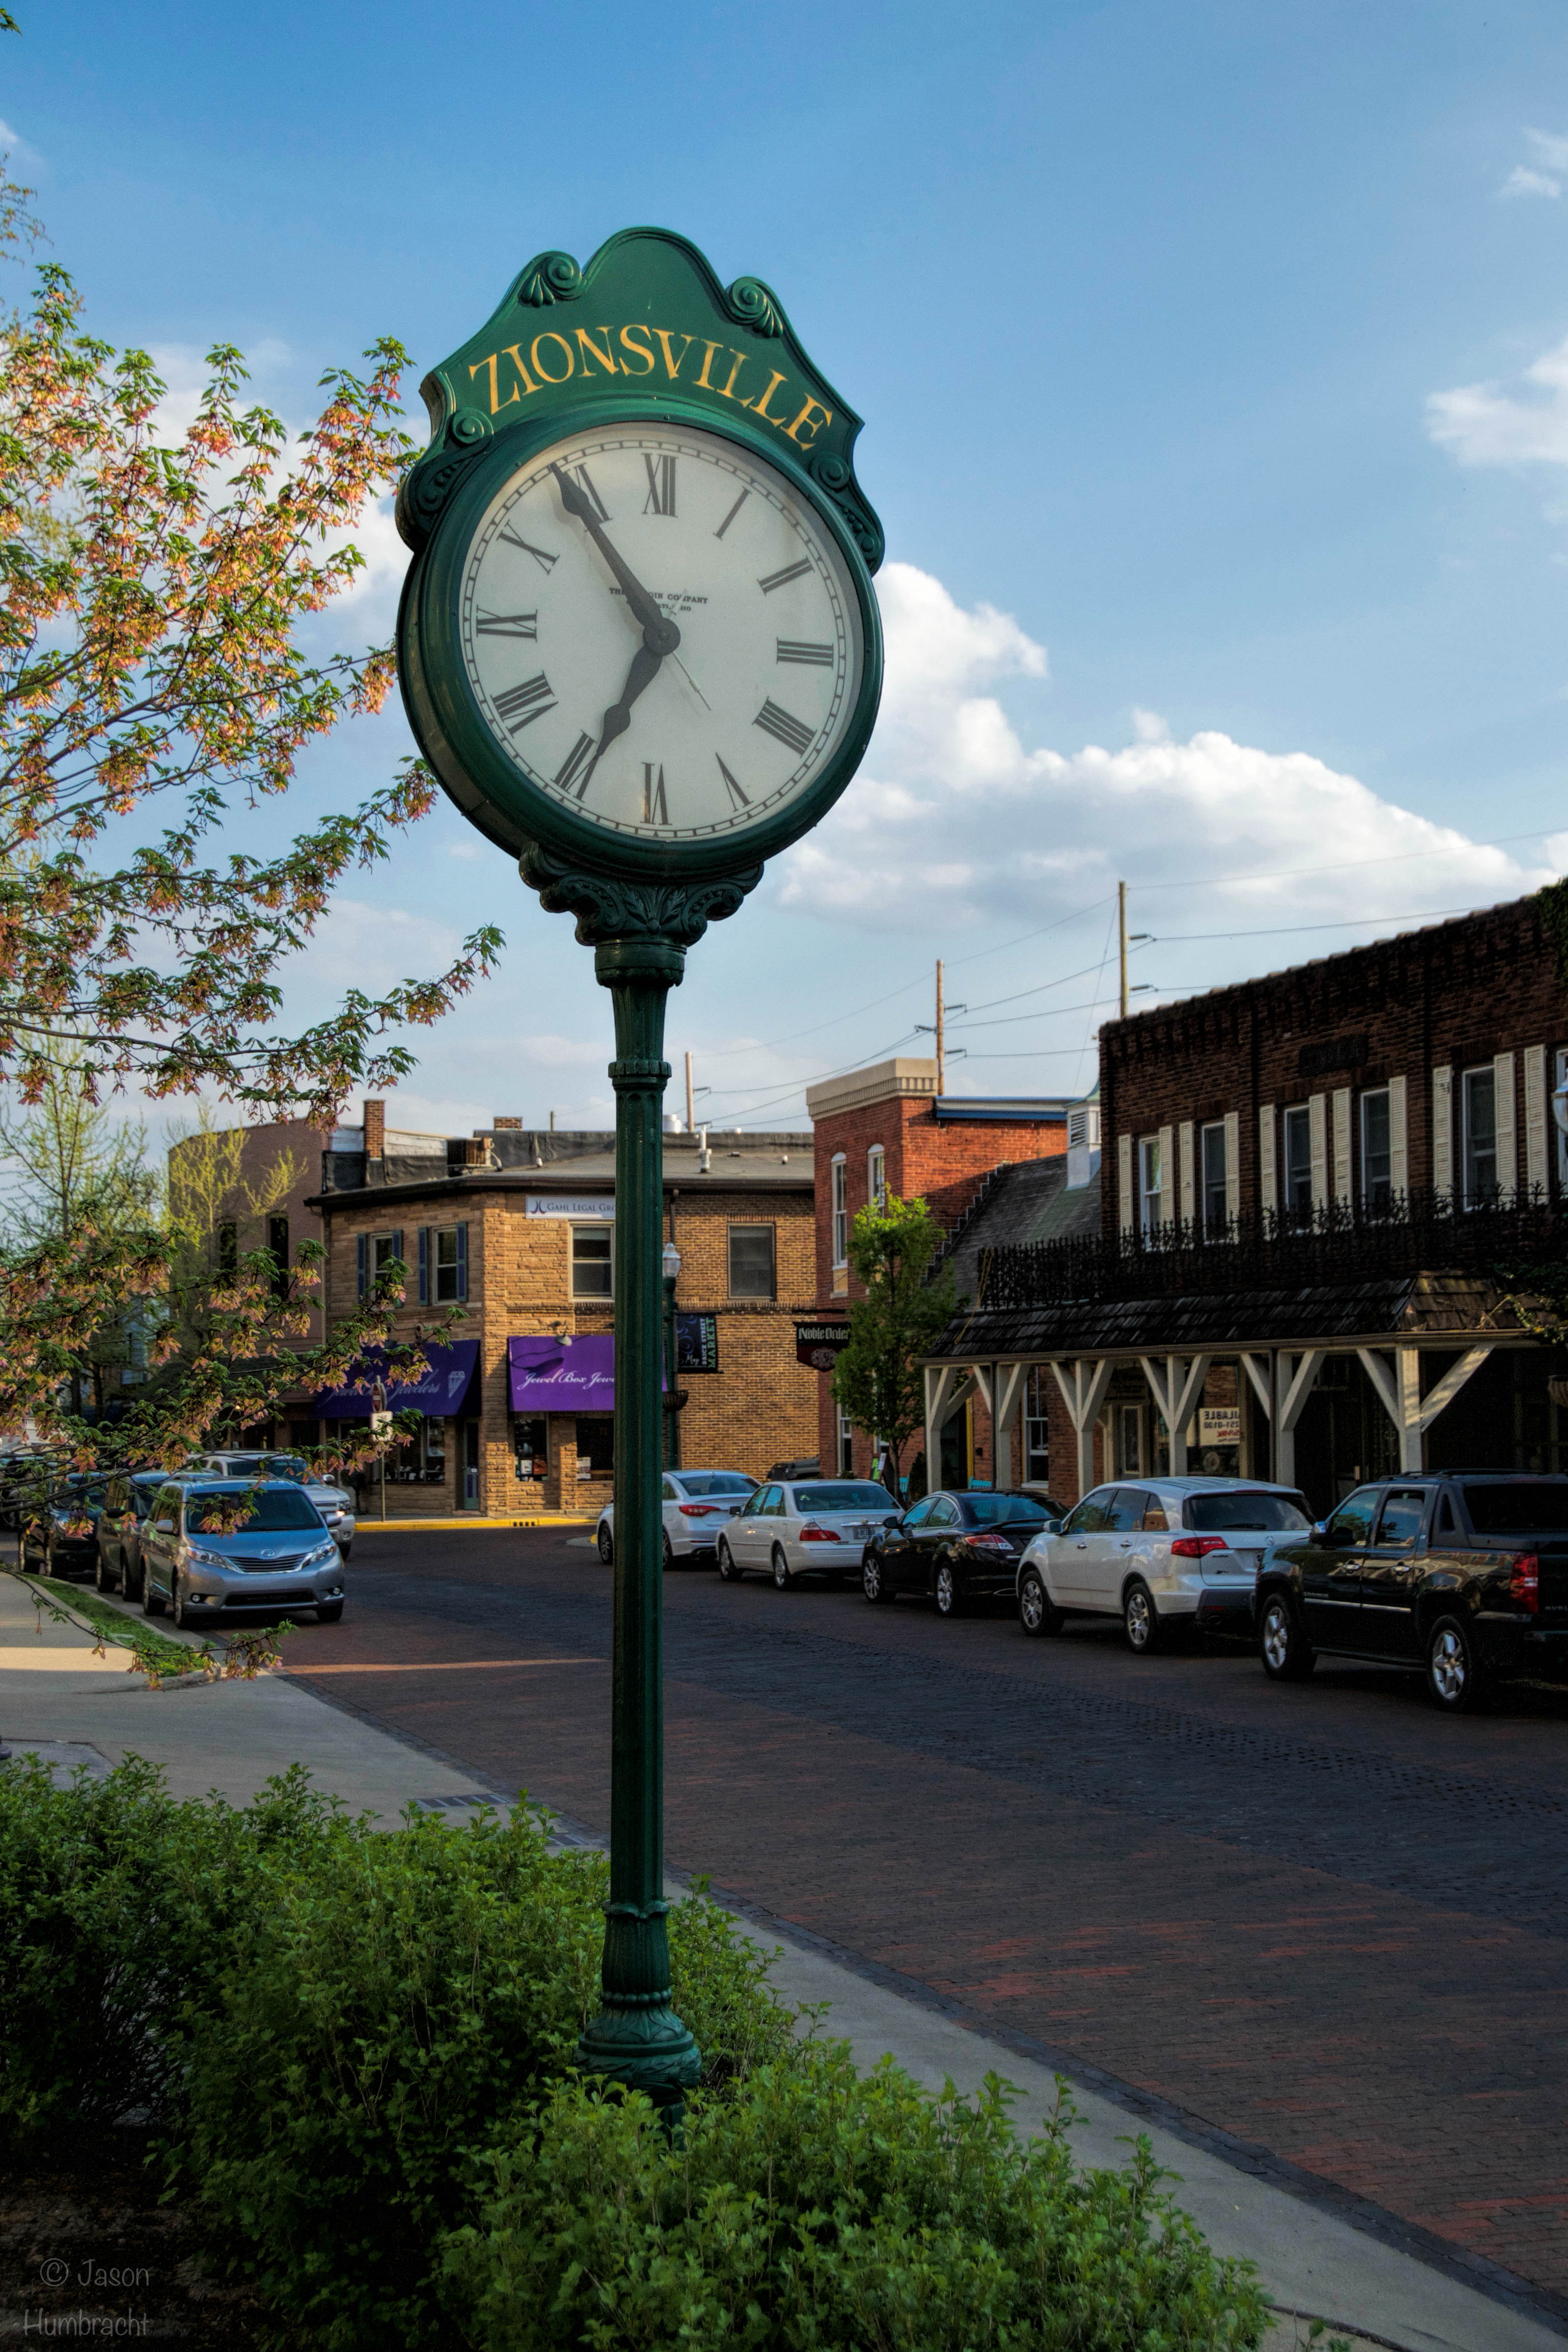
[1374,1488,1426,1547]
[1557,1050,1568,1192]
[1062,1491,1114,1536]
[574,1417,614,1479]
[1283,1105,1312,1218]
[867,1145,887,1212]
[1023,1368,1050,1484]
[830,1156,848,1265]
[570,1225,611,1301]
[1199,1121,1228,1238]
[728,1223,776,1300]
[357,1228,405,1301]
[1462,1065,1498,1206]
[1360,1088,1392,1213]
[514,1418,547,1482]
[837,1408,854,1476]
[266,1214,289,1301]
[1115,1402,1142,1476]
[1138,1136,1162,1237]
[927,1496,960,1528]
[1184,1490,1310,1531]
[1107,1488,1150,1531]
[757,1484,784,1515]
[1324,1484,1381,1545]
[217,1220,238,1277]
[415,1223,469,1303]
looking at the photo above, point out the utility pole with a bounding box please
[936,960,945,1095]
[684,1050,695,1135]
[1118,880,1129,1021]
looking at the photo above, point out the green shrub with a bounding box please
[443,2047,1268,2350]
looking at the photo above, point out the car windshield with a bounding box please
[1184,1491,1311,1532]
[1461,1482,1568,1535]
[186,1487,323,1534]
[56,1479,106,1512]
[260,1455,310,1484]
[962,1493,1047,1525]
[793,1483,895,1513]
[677,1473,756,1498]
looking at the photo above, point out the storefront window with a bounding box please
[514,1416,547,1481]
[575,1416,614,1479]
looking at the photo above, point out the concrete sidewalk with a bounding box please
[0,1568,1556,2352]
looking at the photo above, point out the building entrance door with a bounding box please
[461,1420,480,1509]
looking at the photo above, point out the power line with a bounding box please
[1146,900,1486,946]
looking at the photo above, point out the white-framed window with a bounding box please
[1199,1121,1228,1239]
[1360,1087,1392,1213]
[1138,1136,1162,1237]
[727,1222,776,1300]
[867,1144,887,1213]
[1283,1105,1312,1218]
[830,1154,848,1265]
[1023,1368,1050,1484]
[1116,1400,1143,1475]
[570,1223,612,1300]
[1462,1065,1498,1207]
[1557,1049,1568,1192]
[837,1408,854,1476]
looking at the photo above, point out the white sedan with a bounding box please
[596,1469,758,1567]
[1016,1475,1312,1652]
[717,1478,902,1589]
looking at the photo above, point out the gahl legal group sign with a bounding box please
[396,230,884,2120]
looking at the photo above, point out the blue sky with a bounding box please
[12,0,1568,1131]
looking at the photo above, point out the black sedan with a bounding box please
[862,1488,1060,1616]
[20,1474,109,1581]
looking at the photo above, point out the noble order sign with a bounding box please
[459,422,864,847]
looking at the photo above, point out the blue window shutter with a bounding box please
[456,1222,468,1301]
[356,1233,367,1302]
[418,1227,429,1305]
[391,1228,404,1277]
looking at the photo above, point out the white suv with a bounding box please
[1016,1476,1311,1653]
[596,1469,758,1567]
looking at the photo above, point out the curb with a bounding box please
[357,1514,595,1532]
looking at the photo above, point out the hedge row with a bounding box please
[0,1757,1269,2350]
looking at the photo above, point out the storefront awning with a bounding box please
[316,1338,479,1419]
[508,1334,666,1413]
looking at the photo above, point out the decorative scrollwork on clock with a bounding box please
[725,277,784,338]
[519,846,763,949]
[521,252,583,307]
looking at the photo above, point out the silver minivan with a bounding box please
[188,1450,356,1557]
[141,1479,346,1629]
[1017,1476,1312,1653]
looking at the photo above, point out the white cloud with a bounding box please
[1498,130,1568,198]
[1502,166,1560,200]
[0,116,42,168]
[1427,333,1568,467]
[775,562,1558,937]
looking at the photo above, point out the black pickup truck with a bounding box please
[1255,1471,1568,1714]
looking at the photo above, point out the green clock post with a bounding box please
[396,229,884,2117]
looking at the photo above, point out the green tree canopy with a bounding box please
[830,1193,956,1493]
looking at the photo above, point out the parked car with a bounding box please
[140,1479,346,1629]
[721,1478,902,1589]
[862,1488,1058,1615]
[596,1469,760,1567]
[19,1472,110,1580]
[1256,1470,1568,1714]
[766,1456,820,1481]
[1017,1477,1312,1652]
[95,1469,172,1599]
[186,1450,356,1558]
[0,1448,62,1531]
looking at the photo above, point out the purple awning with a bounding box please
[316,1338,479,1419]
[508,1334,665,1413]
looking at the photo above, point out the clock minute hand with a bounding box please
[551,464,680,653]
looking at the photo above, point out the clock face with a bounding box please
[457,421,866,846]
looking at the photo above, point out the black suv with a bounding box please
[1256,1472,1568,1713]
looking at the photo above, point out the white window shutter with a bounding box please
[1494,1051,1517,1204]
[1431,1065,1453,1202]
[1118,1132,1134,1234]
[1224,1111,1240,1220]
[1259,1104,1277,1213]
[1178,1121,1195,1224]
[1388,1074,1408,1199]
[1309,1093,1328,1210]
[1158,1124,1174,1228]
[1332,1087,1352,1205]
[1524,1045,1548,1198]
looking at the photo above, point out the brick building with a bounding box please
[304,1110,818,1516]
[804,1056,1071,1481]
[920,895,1568,1516]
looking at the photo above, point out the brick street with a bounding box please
[290,1527,1568,2304]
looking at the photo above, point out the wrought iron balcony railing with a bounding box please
[976,1186,1567,1311]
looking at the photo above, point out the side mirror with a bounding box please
[1042,1516,1063,1537]
[1310,1520,1331,1545]
[154,1518,174,1534]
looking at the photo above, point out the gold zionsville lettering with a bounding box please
[459,325,837,449]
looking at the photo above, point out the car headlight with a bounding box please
[186,1545,232,1571]
[304,1544,338,1569]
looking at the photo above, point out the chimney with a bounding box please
[363,1100,385,1159]
[493,1116,523,1130]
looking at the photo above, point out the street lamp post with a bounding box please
[662,1239,681,1474]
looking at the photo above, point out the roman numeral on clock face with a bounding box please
[776,639,833,666]
[567,463,609,520]
[717,756,750,811]
[642,763,669,825]
[499,528,558,574]
[494,673,556,732]
[643,455,677,518]
[476,610,538,639]
[554,732,596,797]
[753,699,814,756]
[758,558,813,595]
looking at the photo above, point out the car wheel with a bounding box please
[173,1576,198,1631]
[142,1566,166,1619]
[95,1550,115,1595]
[1123,1579,1163,1655]
[662,1529,674,1571]
[125,1551,143,1602]
[597,1522,614,1564]
[771,1545,795,1591]
[316,1601,344,1624]
[1427,1614,1486,1714]
[1258,1592,1315,1681]
[717,1538,741,1582]
[338,1542,352,1563]
[1018,1566,1063,1637]
[934,1562,963,1618]
[862,1553,889,1603]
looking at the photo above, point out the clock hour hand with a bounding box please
[574,639,664,800]
[551,464,680,655]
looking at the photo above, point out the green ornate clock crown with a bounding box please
[396,227,885,938]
